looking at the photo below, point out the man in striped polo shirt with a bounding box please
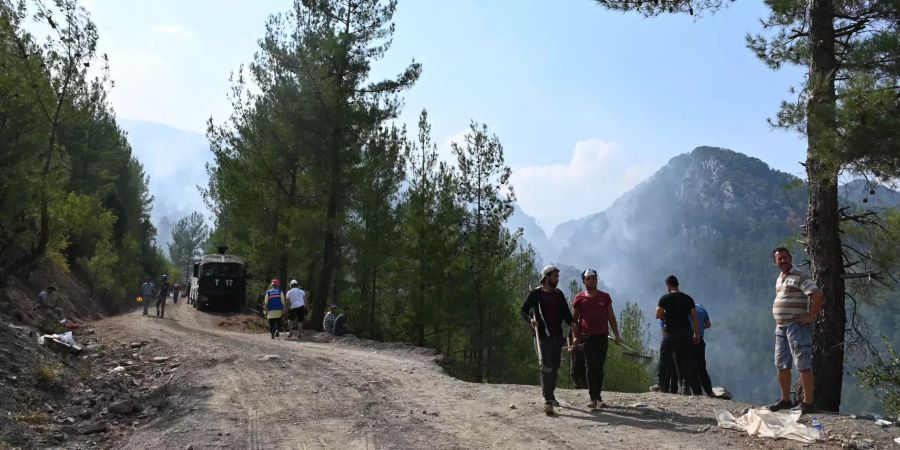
[767,247,823,414]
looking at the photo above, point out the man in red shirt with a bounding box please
[572,269,622,409]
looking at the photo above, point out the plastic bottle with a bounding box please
[810,416,823,436]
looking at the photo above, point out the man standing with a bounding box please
[655,275,701,395]
[156,275,170,319]
[689,303,714,396]
[766,247,823,414]
[285,279,306,338]
[141,277,155,316]
[572,269,622,409]
[520,265,573,415]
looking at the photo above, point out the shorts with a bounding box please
[290,307,306,322]
[774,323,812,370]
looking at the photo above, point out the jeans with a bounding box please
[658,334,694,394]
[156,296,166,318]
[583,335,609,401]
[775,323,813,370]
[538,335,564,402]
[690,339,713,395]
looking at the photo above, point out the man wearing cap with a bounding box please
[572,269,622,409]
[285,279,306,338]
[520,265,573,415]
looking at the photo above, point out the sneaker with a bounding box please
[791,402,815,414]
[549,399,560,407]
[543,402,554,415]
[766,399,793,412]
[597,399,608,408]
[649,384,662,392]
[588,400,598,409]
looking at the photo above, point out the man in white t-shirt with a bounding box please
[286,279,307,338]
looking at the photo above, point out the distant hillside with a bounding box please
[120,120,212,248]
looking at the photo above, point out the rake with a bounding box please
[608,336,653,364]
[563,337,653,364]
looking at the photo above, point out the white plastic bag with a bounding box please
[58,331,75,346]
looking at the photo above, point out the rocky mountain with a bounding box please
[556,146,806,309]
[506,205,556,264]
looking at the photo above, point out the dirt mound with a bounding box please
[216,314,267,333]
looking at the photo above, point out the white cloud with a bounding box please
[106,49,180,129]
[510,139,655,235]
[151,24,199,41]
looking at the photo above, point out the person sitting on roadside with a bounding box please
[35,285,62,319]
[323,304,337,334]
[333,306,355,337]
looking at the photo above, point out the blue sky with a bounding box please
[80,0,808,234]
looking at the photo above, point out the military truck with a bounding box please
[190,246,247,311]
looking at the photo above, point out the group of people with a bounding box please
[521,246,824,416]
[262,278,354,339]
[140,274,171,319]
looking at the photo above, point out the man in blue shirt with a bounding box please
[140,277,155,316]
[689,303,713,396]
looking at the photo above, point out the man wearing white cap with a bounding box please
[572,269,622,409]
[520,264,573,415]
[286,279,307,338]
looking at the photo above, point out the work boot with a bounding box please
[766,399,793,412]
[543,402,554,415]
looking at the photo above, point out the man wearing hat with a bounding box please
[572,269,622,409]
[520,265,573,415]
[285,279,306,338]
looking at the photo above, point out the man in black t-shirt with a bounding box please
[654,275,701,395]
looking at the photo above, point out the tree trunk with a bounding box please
[312,142,342,330]
[806,0,845,413]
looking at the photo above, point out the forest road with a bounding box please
[95,302,823,449]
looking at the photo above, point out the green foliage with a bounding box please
[0,1,162,296]
[856,337,900,416]
[167,211,208,281]
[604,302,654,393]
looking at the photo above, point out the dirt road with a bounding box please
[89,302,858,449]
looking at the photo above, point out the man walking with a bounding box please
[156,275,170,319]
[520,265,573,415]
[689,303,714,396]
[285,279,306,338]
[766,247,823,414]
[655,275,701,395]
[572,269,622,409]
[141,277,155,316]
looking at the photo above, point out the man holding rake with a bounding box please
[572,269,622,410]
